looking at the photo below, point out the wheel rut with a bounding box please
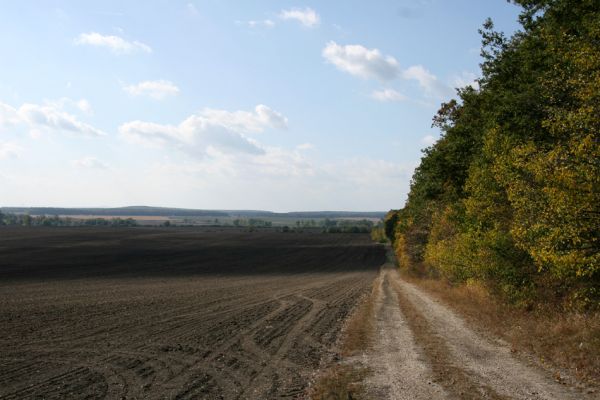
[361,266,448,400]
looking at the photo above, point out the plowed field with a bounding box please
[0,227,384,399]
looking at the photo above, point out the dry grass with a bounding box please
[341,275,381,356]
[310,365,369,400]
[402,273,600,387]
[310,271,382,399]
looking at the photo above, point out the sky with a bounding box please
[0,1,522,212]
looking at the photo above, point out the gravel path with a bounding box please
[362,267,447,399]
[362,262,598,400]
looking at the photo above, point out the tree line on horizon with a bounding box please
[0,212,138,227]
[385,0,599,310]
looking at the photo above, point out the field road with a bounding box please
[361,258,599,400]
[0,227,383,399]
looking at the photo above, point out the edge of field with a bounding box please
[307,266,382,399]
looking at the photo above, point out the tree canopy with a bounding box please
[386,0,599,310]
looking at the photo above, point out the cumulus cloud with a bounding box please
[75,32,152,54]
[321,40,465,102]
[72,156,108,169]
[123,80,180,99]
[322,41,400,81]
[320,41,457,100]
[0,100,105,137]
[237,19,275,28]
[200,104,288,132]
[371,88,407,102]
[18,103,105,136]
[279,7,320,27]
[0,142,22,159]
[402,65,453,98]
[119,104,287,158]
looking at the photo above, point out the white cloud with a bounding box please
[0,142,22,159]
[72,156,108,169]
[119,120,180,146]
[322,41,400,81]
[119,104,287,158]
[0,100,105,137]
[402,65,453,99]
[76,99,93,114]
[0,103,19,128]
[45,97,93,115]
[123,80,180,99]
[371,88,407,102]
[452,71,480,90]
[321,42,465,101]
[18,103,105,136]
[279,7,320,27]
[75,32,152,54]
[421,134,437,146]
[200,104,288,132]
[237,19,275,28]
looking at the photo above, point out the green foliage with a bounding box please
[383,210,399,242]
[387,0,600,310]
[370,223,387,243]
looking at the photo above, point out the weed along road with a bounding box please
[0,227,383,399]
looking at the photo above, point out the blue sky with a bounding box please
[0,1,521,211]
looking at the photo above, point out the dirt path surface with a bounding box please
[362,261,598,400]
[0,227,384,399]
[361,268,447,399]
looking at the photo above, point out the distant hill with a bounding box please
[1,206,385,220]
[1,206,228,217]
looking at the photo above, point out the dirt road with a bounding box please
[0,228,383,399]
[362,262,598,400]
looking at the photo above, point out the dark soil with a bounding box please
[0,227,384,399]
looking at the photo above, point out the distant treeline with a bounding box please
[233,218,376,233]
[321,219,374,233]
[386,1,599,310]
[0,212,137,227]
[0,211,378,234]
